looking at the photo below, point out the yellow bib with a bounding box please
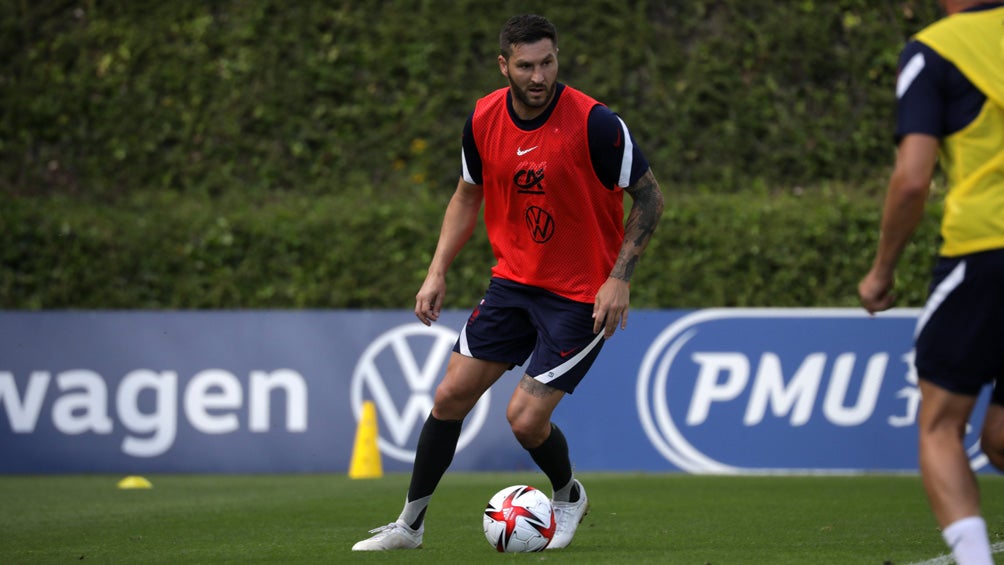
[915,7,1004,256]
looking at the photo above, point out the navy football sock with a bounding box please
[527,423,577,502]
[400,414,462,529]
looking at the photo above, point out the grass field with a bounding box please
[2,472,1003,564]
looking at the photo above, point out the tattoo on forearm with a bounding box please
[611,170,664,282]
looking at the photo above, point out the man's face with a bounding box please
[499,39,559,119]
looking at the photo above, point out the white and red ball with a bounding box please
[483,484,556,552]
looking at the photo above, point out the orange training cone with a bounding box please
[349,400,383,479]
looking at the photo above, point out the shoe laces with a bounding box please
[552,503,573,525]
[368,521,420,537]
[367,523,401,537]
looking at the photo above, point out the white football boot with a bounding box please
[546,479,589,549]
[351,520,423,551]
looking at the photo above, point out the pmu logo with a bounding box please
[636,309,990,474]
[524,206,555,243]
[350,323,490,463]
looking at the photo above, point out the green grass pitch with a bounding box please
[2,472,1003,564]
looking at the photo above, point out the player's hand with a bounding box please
[858,269,895,314]
[415,274,447,325]
[593,277,630,338]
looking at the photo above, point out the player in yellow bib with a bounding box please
[859,2,1004,564]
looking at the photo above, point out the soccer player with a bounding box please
[858,1,1004,564]
[353,14,664,551]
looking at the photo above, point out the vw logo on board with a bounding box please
[351,323,491,463]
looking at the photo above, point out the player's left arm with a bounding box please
[594,168,664,337]
[586,105,665,336]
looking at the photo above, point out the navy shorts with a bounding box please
[454,278,605,393]
[914,248,1004,402]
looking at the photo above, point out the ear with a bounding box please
[498,55,508,77]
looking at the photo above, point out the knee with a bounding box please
[981,430,1004,471]
[980,405,1004,471]
[431,381,475,420]
[507,408,549,448]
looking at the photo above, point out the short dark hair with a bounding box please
[499,14,557,59]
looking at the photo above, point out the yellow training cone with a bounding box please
[349,400,383,479]
[117,476,153,489]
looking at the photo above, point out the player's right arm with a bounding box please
[415,178,484,325]
[859,40,943,314]
[858,133,938,313]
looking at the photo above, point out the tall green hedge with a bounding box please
[2,0,940,195]
[0,186,942,309]
[0,1,947,309]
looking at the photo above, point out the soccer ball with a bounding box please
[483,484,555,552]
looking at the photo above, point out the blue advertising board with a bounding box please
[0,309,992,474]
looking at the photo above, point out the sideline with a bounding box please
[906,541,1004,565]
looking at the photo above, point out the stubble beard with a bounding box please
[509,78,555,112]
